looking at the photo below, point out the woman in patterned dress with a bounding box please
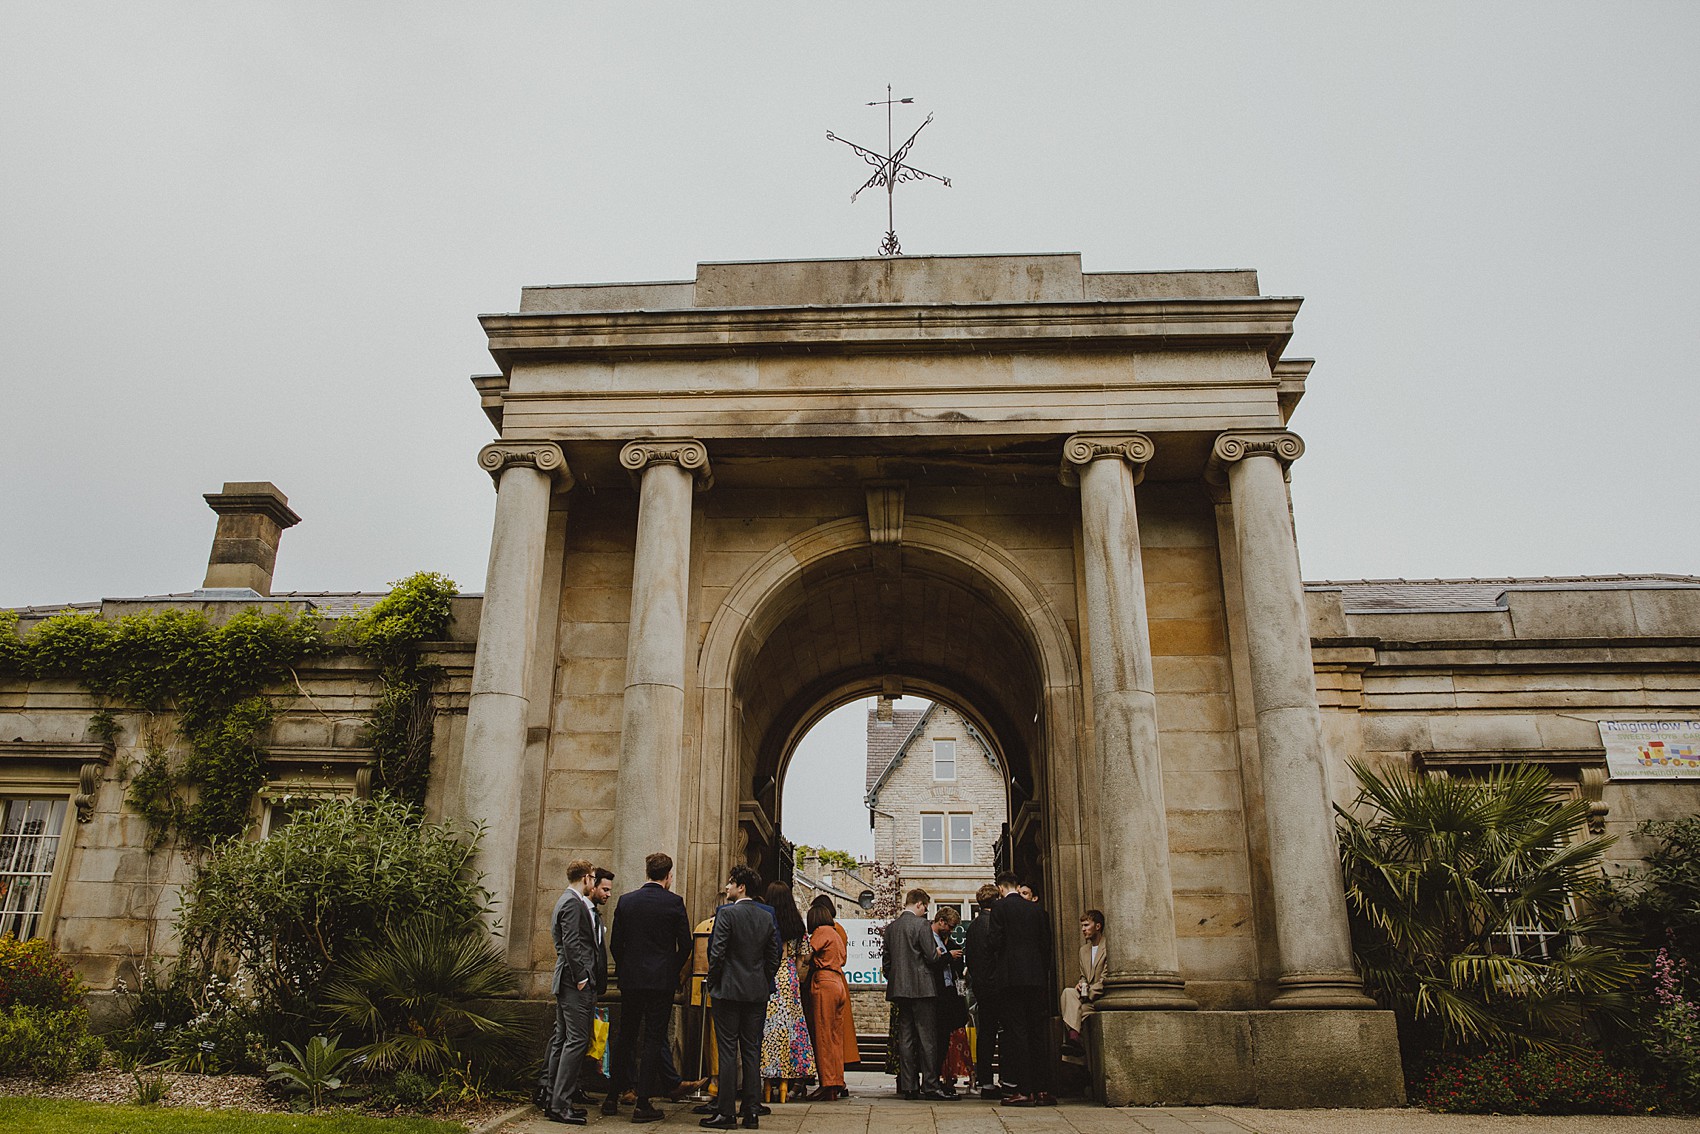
[759,882,816,1100]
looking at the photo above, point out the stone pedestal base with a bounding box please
[1087,1009,1405,1108]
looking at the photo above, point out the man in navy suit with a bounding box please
[701,865,780,1130]
[603,852,693,1124]
[985,872,1055,1107]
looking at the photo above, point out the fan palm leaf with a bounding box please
[1337,760,1643,1053]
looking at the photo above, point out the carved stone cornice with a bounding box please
[477,441,573,489]
[619,438,713,492]
[1058,433,1155,487]
[1205,430,1305,487]
[0,741,114,823]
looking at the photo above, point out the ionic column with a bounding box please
[612,439,711,900]
[464,442,571,930]
[1208,431,1373,1008]
[1061,434,1196,1010]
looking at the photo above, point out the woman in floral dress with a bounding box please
[760,882,816,1100]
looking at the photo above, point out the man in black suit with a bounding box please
[985,872,1055,1106]
[542,859,600,1125]
[701,864,780,1131]
[963,883,1007,1097]
[604,852,692,1124]
[881,887,951,1100]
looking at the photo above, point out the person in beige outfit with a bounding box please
[1060,909,1107,1040]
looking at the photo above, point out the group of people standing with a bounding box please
[536,855,862,1128]
[883,872,1065,1106]
[539,857,1107,1124]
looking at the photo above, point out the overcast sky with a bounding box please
[4,4,1696,851]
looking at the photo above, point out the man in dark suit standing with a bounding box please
[604,852,692,1124]
[542,859,600,1125]
[963,883,1007,1098]
[986,872,1055,1107]
[882,887,951,1100]
[701,864,780,1130]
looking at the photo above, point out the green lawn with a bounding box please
[0,1097,466,1133]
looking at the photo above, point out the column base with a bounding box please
[1269,972,1378,1009]
[1087,1009,1405,1108]
[1096,973,1198,1011]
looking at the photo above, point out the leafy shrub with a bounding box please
[1629,947,1700,1110]
[1613,817,1700,978]
[1412,1048,1653,1114]
[323,918,529,1082]
[0,934,85,1011]
[176,797,489,1036]
[351,573,458,662]
[1337,761,1641,1054]
[0,1005,103,1082]
[113,964,272,1074]
[391,1069,439,1109]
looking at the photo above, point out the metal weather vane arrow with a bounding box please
[827,86,952,256]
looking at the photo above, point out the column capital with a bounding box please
[477,441,573,489]
[619,437,713,491]
[1205,430,1304,487]
[1059,432,1155,487]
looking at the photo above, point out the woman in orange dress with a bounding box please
[804,896,857,1100]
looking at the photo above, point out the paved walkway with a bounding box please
[501,1073,1698,1134]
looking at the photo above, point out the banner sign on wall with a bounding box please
[1600,720,1700,779]
[841,919,886,987]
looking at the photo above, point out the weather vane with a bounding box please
[827,85,951,257]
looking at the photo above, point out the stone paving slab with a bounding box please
[499,1099,1700,1134]
[503,1073,1698,1134]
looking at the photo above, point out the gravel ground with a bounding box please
[0,1069,519,1128]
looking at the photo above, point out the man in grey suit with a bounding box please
[882,887,952,1100]
[701,864,780,1130]
[542,859,601,1125]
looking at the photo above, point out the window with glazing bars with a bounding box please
[0,797,69,940]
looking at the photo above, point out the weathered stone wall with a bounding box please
[0,602,475,1007]
[1308,586,1700,874]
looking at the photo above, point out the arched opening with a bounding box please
[693,517,1087,929]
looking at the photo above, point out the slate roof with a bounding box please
[865,706,926,797]
[1305,575,1700,614]
[4,590,482,619]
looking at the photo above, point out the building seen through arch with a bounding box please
[865,700,1012,915]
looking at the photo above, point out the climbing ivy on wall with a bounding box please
[350,572,458,811]
[0,571,459,846]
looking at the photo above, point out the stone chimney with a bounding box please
[201,482,300,596]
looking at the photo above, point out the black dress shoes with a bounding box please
[545,1109,588,1126]
[700,1114,738,1130]
[601,1097,621,1117]
[742,1119,759,1130]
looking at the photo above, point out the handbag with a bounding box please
[589,1006,610,1062]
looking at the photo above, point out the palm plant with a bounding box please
[320,918,530,1081]
[1336,760,1642,1053]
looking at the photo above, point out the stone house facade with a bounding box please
[865,702,1009,915]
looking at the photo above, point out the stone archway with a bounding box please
[690,515,1088,923]
[460,253,1405,1106]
